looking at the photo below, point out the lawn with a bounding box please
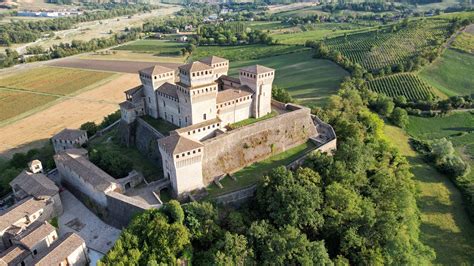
[228,111,277,130]
[384,125,474,265]
[0,67,114,96]
[89,128,164,182]
[142,116,179,135]
[113,39,186,56]
[419,49,474,97]
[205,141,315,198]
[0,90,59,122]
[227,51,349,107]
[191,44,307,61]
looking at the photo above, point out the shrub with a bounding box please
[390,107,409,128]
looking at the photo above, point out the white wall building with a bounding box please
[120,56,278,196]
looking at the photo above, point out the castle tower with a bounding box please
[199,56,229,80]
[177,62,218,126]
[239,65,275,118]
[139,65,175,118]
[158,134,204,196]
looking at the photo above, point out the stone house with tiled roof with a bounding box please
[0,222,88,266]
[51,129,88,153]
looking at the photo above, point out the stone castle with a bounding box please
[120,56,337,196]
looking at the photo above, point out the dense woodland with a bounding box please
[99,79,435,265]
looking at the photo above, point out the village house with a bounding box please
[0,198,52,251]
[51,129,88,153]
[31,232,89,266]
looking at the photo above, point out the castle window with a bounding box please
[176,155,179,158]
[193,130,195,133]
[192,73,196,77]
[182,153,185,157]
[154,76,157,80]
[187,152,190,155]
[188,132,190,135]
[193,150,196,154]
[198,148,201,152]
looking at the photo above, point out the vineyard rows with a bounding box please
[366,73,436,101]
[324,19,450,71]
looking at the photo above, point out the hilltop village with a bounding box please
[0,56,336,265]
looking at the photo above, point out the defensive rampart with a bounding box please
[201,104,317,184]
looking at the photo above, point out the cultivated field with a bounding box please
[272,23,368,45]
[0,73,141,158]
[0,67,115,123]
[451,31,474,54]
[191,44,307,61]
[113,39,186,56]
[324,19,451,71]
[420,49,474,97]
[366,73,438,101]
[0,67,113,95]
[227,51,348,106]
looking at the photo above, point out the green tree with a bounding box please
[390,107,409,128]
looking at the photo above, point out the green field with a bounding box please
[384,125,474,265]
[248,21,286,31]
[324,19,450,71]
[0,90,58,122]
[191,44,307,61]
[272,23,368,45]
[225,51,348,106]
[451,32,474,54]
[366,73,438,101]
[420,49,474,97]
[206,141,315,198]
[0,67,113,95]
[113,39,186,56]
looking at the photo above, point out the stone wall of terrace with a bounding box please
[201,103,317,185]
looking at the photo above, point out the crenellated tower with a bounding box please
[139,66,175,118]
[177,62,218,126]
[239,65,275,118]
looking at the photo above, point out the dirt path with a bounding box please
[0,73,140,158]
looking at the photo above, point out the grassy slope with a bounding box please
[419,49,474,97]
[227,51,349,107]
[113,39,186,55]
[384,125,474,265]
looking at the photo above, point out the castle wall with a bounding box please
[201,106,317,184]
[135,118,165,164]
[105,191,152,229]
[55,162,109,208]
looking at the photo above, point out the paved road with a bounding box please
[58,190,121,254]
